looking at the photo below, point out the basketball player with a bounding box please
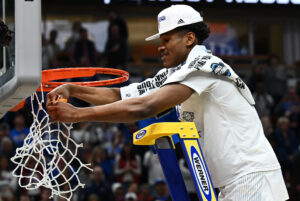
[47,5,289,200]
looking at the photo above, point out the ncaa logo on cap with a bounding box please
[158,16,166,29]
[158,16,166,22]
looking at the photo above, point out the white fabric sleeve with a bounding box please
[120,82,142,100]
[120,68,170,100]
[165,70,217,96]
[160,49,254,105]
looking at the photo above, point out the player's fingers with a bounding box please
[48,108,59,122]
[47,93,59,106]
[47,105,58,114]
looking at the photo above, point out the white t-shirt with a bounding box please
[120,45,280,188]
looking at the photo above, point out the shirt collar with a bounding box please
[187,45,208,60]
[172,45,208,70]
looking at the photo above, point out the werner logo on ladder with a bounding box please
[183,140,216,201]
[133,122,218,201]
[192,148,210,194]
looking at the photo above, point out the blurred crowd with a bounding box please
[246,54,300,201]
[42,10,130,71]
[0,111,172,201]
[0,10,300,201]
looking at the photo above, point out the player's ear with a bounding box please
[185,32,197,47]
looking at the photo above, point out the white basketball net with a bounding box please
[11,90,93,200]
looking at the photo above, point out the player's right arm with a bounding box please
[46,84,121,106]
[47,68,169,106]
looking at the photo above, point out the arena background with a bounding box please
[0,0,300,201]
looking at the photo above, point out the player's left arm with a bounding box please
[47,83,194,123]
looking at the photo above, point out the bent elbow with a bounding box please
[127,99,155,121]
[138,105,155,120]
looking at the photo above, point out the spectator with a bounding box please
[261,116,274,139]
[106,129,125,159]
[248,63,265,93]
[268,134,290,177]
[107,10,128,40]
[252,82,274,118]
[125,192,137,201]
[10,113,29,147]
[115,143,141,187]
[42,34,50,69]
[143,150,165,189]
[275,87,300,117]
[51,158,79,192]
[105,24,129,69]
[57,196,74,201]
[89,146,114,182]
[20,155,42,200]
[80,166,113,201]
[92,122,106,143]
[71,28,97,67]
[1,187,16,201]
[0,123,10,142]
[84,122,106,147]
[286,103,300,136]
[65,21,82,54]
[274,117,299,173]
[88,194,100,201]
[127,182,139,195]
[138,184,153,201]
[263,54,287,106]
[40,188,52,201]
[71,122,93,144]
[101,123,119,144]
[47,29,60,67]
[0,137,15,164]
[179,158,197,200]
[118,123,139,145]
[19,194,31,201]
[57,184,76,201]
[107,10,130,68]
[152,179,171,201]
[0,155,17,192]
[112,182,125,201]
[77,162,93,188]
[41,30,60,69]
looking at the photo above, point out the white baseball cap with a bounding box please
[125,192,137,200]
[145,5,203,41]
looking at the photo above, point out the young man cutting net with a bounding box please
[47,5,289,201]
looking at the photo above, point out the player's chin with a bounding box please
[162,60,173,68]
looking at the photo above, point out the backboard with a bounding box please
[0,0,41,118]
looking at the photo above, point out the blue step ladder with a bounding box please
[133,122,218,201]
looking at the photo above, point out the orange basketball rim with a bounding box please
[10,67,129,111]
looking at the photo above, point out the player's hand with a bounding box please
[47,101,79,123]
[47,84,71,106]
